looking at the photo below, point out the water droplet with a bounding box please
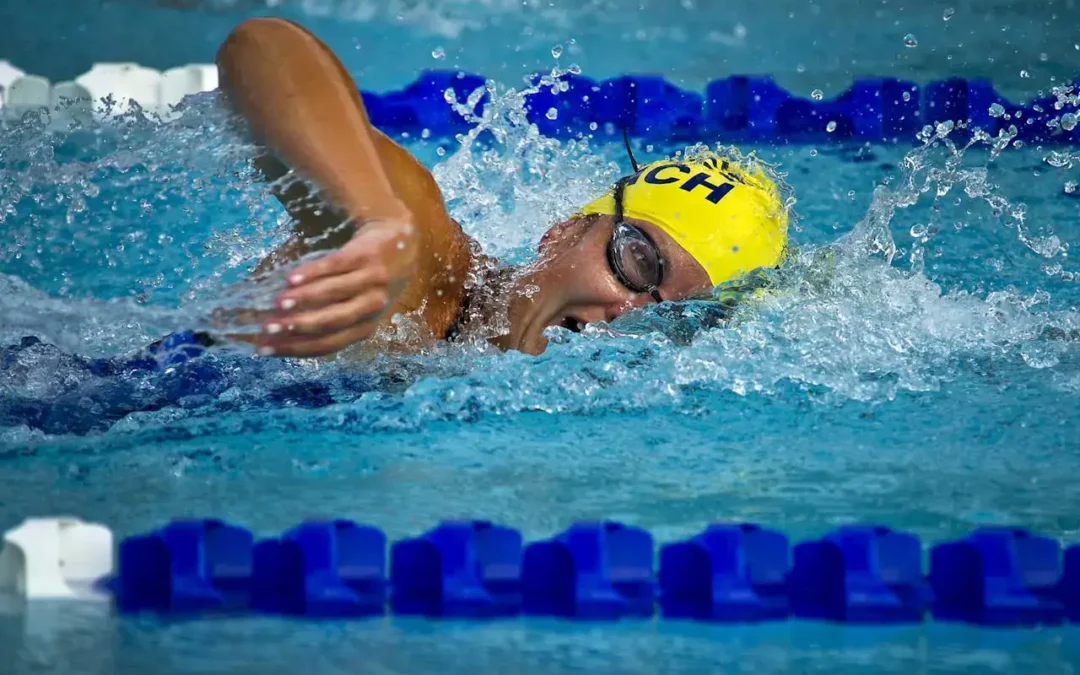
[421,128,431,139]
[989,103,1006,117]
[436,147,446,156]
[589,122,598,131]
[902,91,911,101]
[1021,341,1060,369]
[568,63,582,75]
[1040,52,1049,62]
[545,107,559,120]
[1061,113,1078,131]
[796,63,806,73]
[1045,150,1071,168]
[910,223,928,238]
[1021,69,1031,78]
[431,47,445,60]
[826,120,837,133]
[847,190,855,199]
[811,89,823,101]
[551,44,563,59]
[943,7,955,20]
[903,33,918,47]
[1065,181,1077,194]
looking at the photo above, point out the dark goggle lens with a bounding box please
[611,224,663,292]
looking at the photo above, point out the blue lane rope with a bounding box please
[104,519,1079,625]
[356,71,1080,144]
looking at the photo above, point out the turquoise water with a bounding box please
[1,88,1079,672]
[7,0,1080,99]
[3,1,1080,672]
[3,601,1080,674]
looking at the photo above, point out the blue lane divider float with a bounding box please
[115,519,254,613]
[392,520,520,617]
[95,519,1080,626]
[357,71,1080,144]
[659,523,789,622]
[523,521,655,618]
[789,526,929,623]
[930,528,1067,626]
[254,520,387,616]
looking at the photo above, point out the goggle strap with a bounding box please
[621,128,641,174]
[613,175,630,224]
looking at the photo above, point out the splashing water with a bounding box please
[0,65,1078,448]
[0,95,295,352]
[4,10,1080,674]
[433,64,623,261]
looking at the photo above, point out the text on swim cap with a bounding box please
[628,162,737,204]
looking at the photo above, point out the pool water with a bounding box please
[5,601,1080,674]
[3,2,1080,672]
[8,0,1080,100]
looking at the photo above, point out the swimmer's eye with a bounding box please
[607,222,665,302]
[607,174,665,303]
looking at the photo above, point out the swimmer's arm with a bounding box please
[249,152,355,272]
[216,18,470,356]
[217,21,408,225]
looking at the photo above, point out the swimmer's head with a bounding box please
[579,154,789,287]
[497,151,790,354]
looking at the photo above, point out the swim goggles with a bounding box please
[606,174,665,303]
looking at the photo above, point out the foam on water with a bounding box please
[0,95,295,353]
[432,65,624,260]
[0,69,1078,447]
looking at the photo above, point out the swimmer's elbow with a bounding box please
[217,18,284,68]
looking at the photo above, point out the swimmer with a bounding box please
[210,17,789,358]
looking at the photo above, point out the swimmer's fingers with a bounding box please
[262,288,389,337]
[253,323,379,358]
[253,219,416,357]
[285,220,411,287]
[273,265,390,312]
[209,305,274,328]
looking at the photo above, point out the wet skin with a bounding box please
[215,17,713,358]
[495,214,714,355]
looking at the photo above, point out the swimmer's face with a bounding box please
[497,215,713,355]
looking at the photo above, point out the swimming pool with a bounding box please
[3,0,1080,672]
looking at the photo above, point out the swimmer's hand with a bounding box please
[251,218,417,357]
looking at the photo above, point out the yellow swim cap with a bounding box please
[578,153,789,288]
